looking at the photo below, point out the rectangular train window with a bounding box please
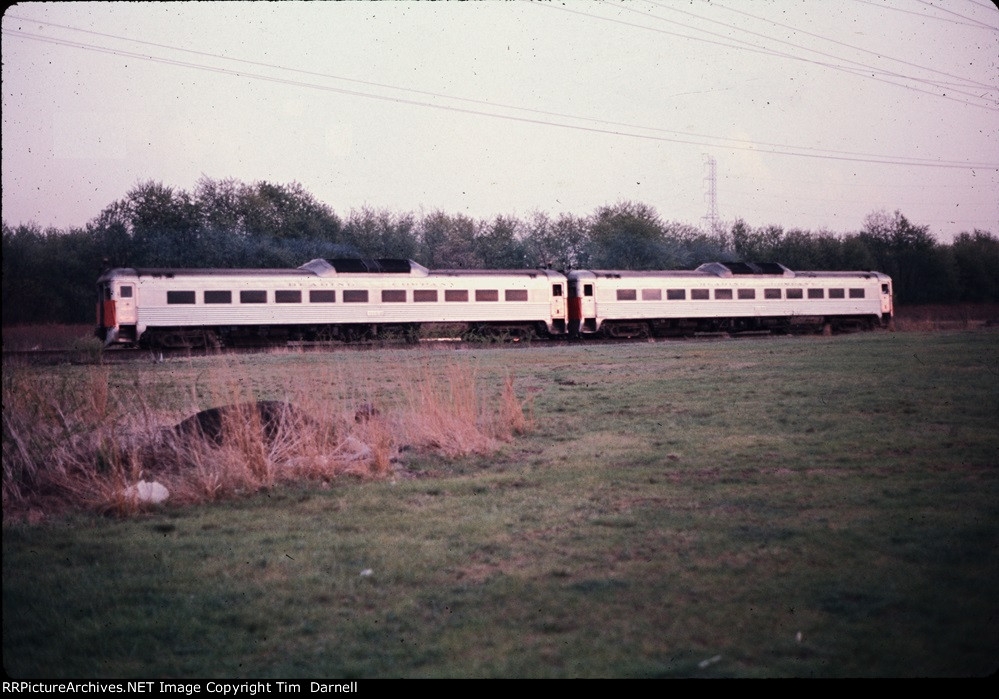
[310,290,336,303]
[167,291,196,305]
[849,288,865,298]
[764,289,781,299]
[738,289,756,300]
[343,290,368,303]
[617,289,637,301]
[829,288,845,299]
[414,290,438,302]
[808,289,824,299]
[120,285,133,298]
[715,289,733,300]
[381,290,407,303]
[787,288,803,299]
[691,289,709,300]
[445,290,469,302]
[276,290,302,303]
[505,289,528,302]
[667,289,686,301]
[642,289,662,301]
[240,290,267,304]
[476,290,499,302]
[584,284,593,297]
[204,290,232,304]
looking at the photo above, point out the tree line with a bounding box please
[3,177,997,325]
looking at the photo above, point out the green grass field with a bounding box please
[4,330,998,678]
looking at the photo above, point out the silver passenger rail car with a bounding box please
[567,262,893,338]
[96,259,569,348]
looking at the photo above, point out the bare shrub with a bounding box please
[396,360,496,457]
[497,373,535,439]
[2,366,122,508]
[2,355,533,520]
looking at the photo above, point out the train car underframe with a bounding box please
[597,313,885,339]
[137,320,558,348]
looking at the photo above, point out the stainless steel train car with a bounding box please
[96,259,892,347]
[567,262,893,337]
[96,259,568,348]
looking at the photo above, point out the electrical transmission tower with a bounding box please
[701,155,720,234]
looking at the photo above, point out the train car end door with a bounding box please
[116,283,137,324]
[551,282,566,331]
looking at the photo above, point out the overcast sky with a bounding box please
[2,0,997,242]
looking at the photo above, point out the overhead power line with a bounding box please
[958,0,999,11]
[3,17,997,172]
[590,0,997,111]
[707,1,996,92]
[9,15,981,167]
[912,0,999,30]
[851,0,999,30]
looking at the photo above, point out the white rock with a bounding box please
[124,480,169,504]
[697,654,722,669]
[337,437,373,462]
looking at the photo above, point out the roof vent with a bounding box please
[696,261,794,277]
[299,258,429,277]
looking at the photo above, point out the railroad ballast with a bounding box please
[95,259,894,348]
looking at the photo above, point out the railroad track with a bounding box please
[2,330,817,365]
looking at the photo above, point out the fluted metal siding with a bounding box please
[132,272,562,333]
[582,274,885,327]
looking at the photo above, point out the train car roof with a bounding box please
[792,270,888,279]
[97,261,888,283]
[431,269,562,278]
[570,263,887,281]
[99,259,427,280]
[99,264,563,281]
[115,268,313,278]
[575,270,707,279]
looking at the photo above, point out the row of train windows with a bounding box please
[614,288,867,301]
[165,289,531,305]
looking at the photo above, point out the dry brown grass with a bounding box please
[1,357,533,521]
[1,324,96,350]
[397,361,492,457]
[893,303,999,331]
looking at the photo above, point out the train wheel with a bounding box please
[466,324,535,343]
[379,324,421,344]
[403,324,421,345]
[342,325,373,343]
[604,322,650,339]
[149,331,192,349]
[314,326,338,344]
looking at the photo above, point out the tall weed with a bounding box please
[2,356,532,520]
